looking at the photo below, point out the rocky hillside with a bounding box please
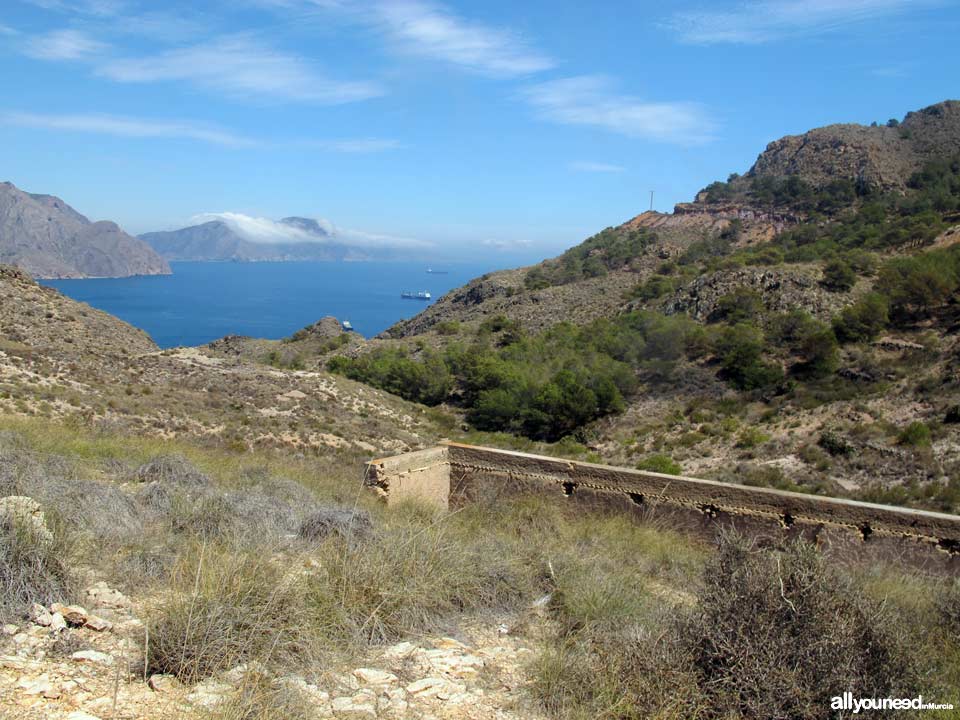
[385,101,960,340]
[0,182,170,279]
[0,264,157,360]
[0,265,442,456]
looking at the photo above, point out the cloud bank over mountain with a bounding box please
[190,212,429,249]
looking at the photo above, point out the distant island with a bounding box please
[140,216,409,263]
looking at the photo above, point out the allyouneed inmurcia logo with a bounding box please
[831,693,955,713]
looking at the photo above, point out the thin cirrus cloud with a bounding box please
[23,28,107,59]
[570,161,625,173]
[522,76,712,145]
[0,111,256,147]
[371,0,555,77]
[301,138,404,153]
[192,211,431,249]
[667,0,926,44]
[95,35,383,104]
[21,0,126,16]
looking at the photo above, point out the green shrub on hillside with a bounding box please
[771,310,839,378]
[524,227,658,288]
[714,323,784,390]
[832,292,889,343]
[712,288,764,324]
[636,454,682,475]
[879,248,960,319]
[821,259,856,291]
[897,421,932,447]
[327,348,452,406]
[630,274,676,301]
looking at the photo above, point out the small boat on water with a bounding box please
[342,320,353,331]
[401,291,432,300]
[426,268,448,274]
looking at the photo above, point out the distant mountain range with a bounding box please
[140,217,383,262]
[0,182,170,279]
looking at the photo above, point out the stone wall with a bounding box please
[366,442,960,561]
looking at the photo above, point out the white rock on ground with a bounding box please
[352,668,398,685]
[70,650,113,665]
[331,694,378,718]
[0,496,53,543]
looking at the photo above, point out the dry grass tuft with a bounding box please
[0,517,75,623]
[306,502,539,645]
[206,671,315,720]
[145,543,317,683]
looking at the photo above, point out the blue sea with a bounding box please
[43,261,496,349]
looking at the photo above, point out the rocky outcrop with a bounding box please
[655,266,852,322]
[746,100,960,191]
[0,182,170,279]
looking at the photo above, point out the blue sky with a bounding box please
[1,0,958,263]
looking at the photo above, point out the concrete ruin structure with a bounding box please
[367,442,960,560]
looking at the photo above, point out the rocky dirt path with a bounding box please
[0,582,548,720]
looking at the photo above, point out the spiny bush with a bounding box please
[297,507,371,542]
[937,579,960,639]
[133,454,212,488]
[533,534,920,720]
[680,535,917,719]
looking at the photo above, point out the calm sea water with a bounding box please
[43,261,496,349]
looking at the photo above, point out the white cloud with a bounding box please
[193,212,430,249]
[0,110,407,150]
[481,238,532,250]
[570,161,625,173]
[372,0,554,76]
[0,111,255,147]
[23,29,106,60]
[97,35,383,104]
[0,24,17,35]
[192,212,321,243]
[667,0,926,44]
[522,76,712,145]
